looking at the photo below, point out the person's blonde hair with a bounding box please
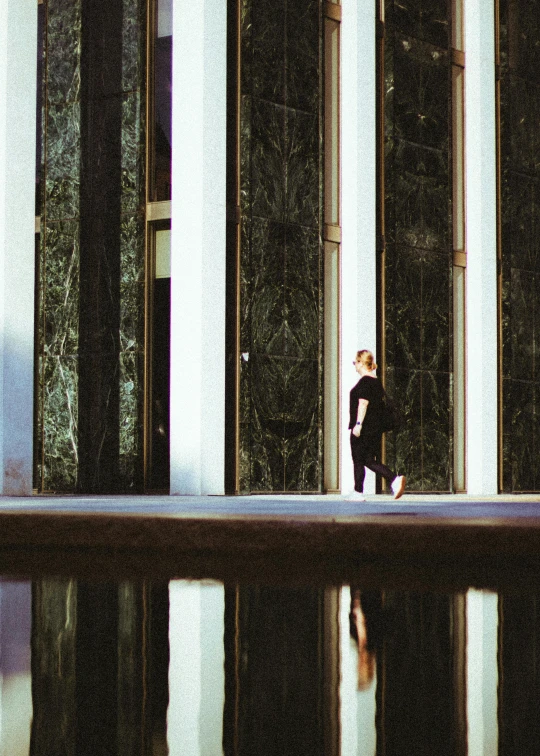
[356,350,377,371]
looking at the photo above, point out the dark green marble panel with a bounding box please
[283,358,320,491]
[239,218,252,353]
[421,370,451,491]
[286,109,319,228]
[385,244,423,371]
[121,92,146,213]
[119,352,143,490]
[240,0,253,97]
[501,173,540,272]
[385,367,423,488]
[250,410,285,492]
[250,219,286,354]
[286,0,320,114]
[389,140,449,251]
[251,98,286,222]
[121,0,146,92]
[43,220,80,357]
[45,0,82,106]
[239,0,322,492]
[384,36,395,157]
[250,354,317,491]
[505,78,540,176]
[284,420,320,491]
[393,35,449,151]
[502,0,540,81]
[499,0,540,492]
[239,424,251,493]
[421,251,450,373]
[120,213,145,352]
[283,357,319,426]
[502,379,536,491]
[284,224,320,360]
[507,268,536,381]
[42,355,79,491]
[240,96,252,219]
[250,354,286,422]
[251,0,286,106]
[501,269,512,382]
[385,0,449,49]
[45,102,81,220]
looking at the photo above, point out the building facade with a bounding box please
[0,0,536,496]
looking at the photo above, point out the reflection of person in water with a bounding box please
[349,588,384,690]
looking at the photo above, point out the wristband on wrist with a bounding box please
[356,422,362,426]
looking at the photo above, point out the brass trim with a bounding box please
[324,224,341,243]
[35,216,41,234]
[451,49,465,68]
[453,250,467,267]
[324,2,342,22]
[146,200,172,221]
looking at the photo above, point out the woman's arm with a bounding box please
[352,398,369,437]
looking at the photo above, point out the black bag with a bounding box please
[380,393,402,433]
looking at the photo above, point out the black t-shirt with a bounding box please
[349,375,385,433]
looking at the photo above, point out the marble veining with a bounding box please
[239,0,323,491]
[38,0,146,493]
[384,9,452,492]
[385,0,449,50]
[500,0,540,491]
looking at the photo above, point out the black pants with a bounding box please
[350,432,396,493]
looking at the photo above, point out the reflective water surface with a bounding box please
[0,578,529,755]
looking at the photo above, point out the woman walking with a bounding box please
[348,350,405,501]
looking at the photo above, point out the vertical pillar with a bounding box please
[169,0,227,495]
[464,0,498,495]
[340,0,378,494]
[0,0,37,495]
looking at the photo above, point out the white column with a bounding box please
[170,0,227,495]
[464,0,498,495]
[0,0,37,496]
[167,581,225,756]
[466,590,498,756]
[340,0,378,494]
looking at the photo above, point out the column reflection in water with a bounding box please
[4,579,535,753]
[466,590,498,756]
[167,581,225,756]
[0,581,32,756]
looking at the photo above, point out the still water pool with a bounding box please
[0,579,526,755]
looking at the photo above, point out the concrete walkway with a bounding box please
[1,493,540,589]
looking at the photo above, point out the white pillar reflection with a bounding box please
[466,589,498,756]
[339,586,377,756]
[0,581,32,756]
[167,581,225,756]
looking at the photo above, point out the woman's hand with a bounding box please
[352,423,362,438]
